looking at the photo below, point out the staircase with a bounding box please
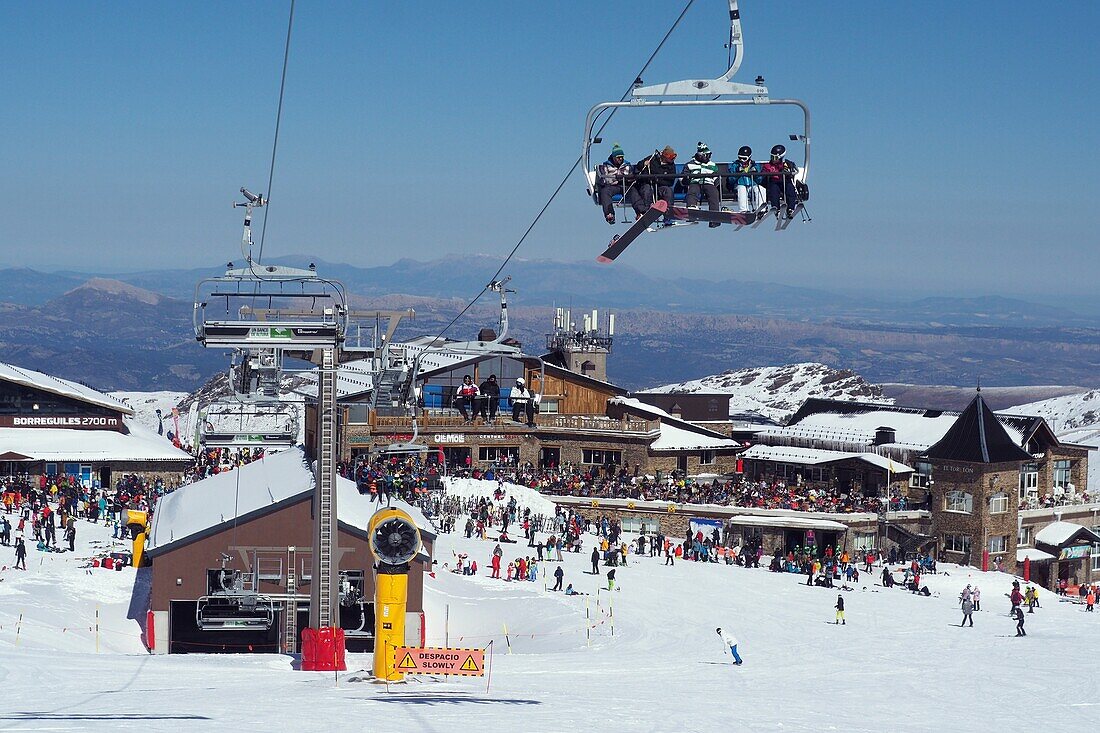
[370,344,410,417]
[880,518,936,555]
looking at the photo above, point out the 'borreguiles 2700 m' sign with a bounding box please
[0,415,122,430]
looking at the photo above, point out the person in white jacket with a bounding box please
[716,627,742,665]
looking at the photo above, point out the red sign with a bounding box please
[393,646,485,676]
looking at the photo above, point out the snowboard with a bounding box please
[667,206,761,227]
[597,200,669,263]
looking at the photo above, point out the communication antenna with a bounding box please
[235,187,267,262]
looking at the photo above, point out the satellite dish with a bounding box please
[369,513,421,566]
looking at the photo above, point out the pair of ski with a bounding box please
[598,201,793,263]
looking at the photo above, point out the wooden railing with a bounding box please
[371,413,657,434]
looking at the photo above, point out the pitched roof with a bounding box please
[0,362,132,415]
[925,392,1032,463]
[147,447,435,556]
[0,416,192,463]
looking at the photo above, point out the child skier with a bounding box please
[834,594,845,625]
[716,627,742,665]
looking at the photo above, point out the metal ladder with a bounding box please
[315,347,338,629]
[284,546,297,653]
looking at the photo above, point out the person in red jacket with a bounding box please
[1010,583,1024,614]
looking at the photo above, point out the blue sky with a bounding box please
[1,1,1098,302]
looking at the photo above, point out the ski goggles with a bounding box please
[737,154,750,162]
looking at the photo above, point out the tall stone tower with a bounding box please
[545,307,614,382]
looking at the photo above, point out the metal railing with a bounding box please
[372,413,657,434]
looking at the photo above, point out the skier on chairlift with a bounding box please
[683,142,721,227]
[762,144,800,218]
[635,146,678,222]
[597,144,644,224]
[729,145,765,214]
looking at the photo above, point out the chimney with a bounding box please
[873,426,896,446]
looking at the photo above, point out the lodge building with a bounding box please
[0,361,192,485]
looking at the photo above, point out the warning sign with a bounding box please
[392,646,485,676]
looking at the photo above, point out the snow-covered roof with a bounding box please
[609,397,734,450]
[147,447,435,555]
[1034,521,1100,548]
[651,422,742,451]
[290,361,375,400]
[0,361,132,415]
[740,444,913,473]
[1016,548,1056,562]
[0,416,192,463]
[728,514,849,531]
[768,403,1028,453]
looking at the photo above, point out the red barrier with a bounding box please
[301,626,347,671]
[146,609,155,651]
[981,550,989,572]
[1023,557,1031,582]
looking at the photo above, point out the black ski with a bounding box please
[597,201,668,263]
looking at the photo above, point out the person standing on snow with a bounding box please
[834,594,846,625]
[552,565,564,592]
[716,627,743,665]
[1013,605,1026,636]
[606,567,616,591]
[1010,583,1024,615]
[960,597,975,627]
[972,586,981,611]
[14,536,27,570]
[591,546,600,575]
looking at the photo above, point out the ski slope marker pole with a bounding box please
[95,605,100,653]
[445,604,450,647]
[503,622,512,654]
[609,596,614,637]
[586,599,591,647]
[485,640,494,695]
[15,611,22,646]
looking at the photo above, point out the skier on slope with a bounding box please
[716,627,743,665]
[591,546,600,575]
[834,594,846,625]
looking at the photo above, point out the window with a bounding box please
[1019,462,1038,500]
[944,490,973,513]
[620,516,651,533]
[1092,543,1100,573]
[700,450,716,466]
[852,531,877,550]
[538,399,559,414]
[1018,526,1031,547]
[910,461,932,489]
[988,492,1009,514]
[1053,460,1072,490]
[346,404,370,424]
[45,462,57,476]
[943,534,971,555]
[582,449,622,465]
[478,446,519,463]
[988,535,1008,554]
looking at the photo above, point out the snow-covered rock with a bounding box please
[640,362,891,423]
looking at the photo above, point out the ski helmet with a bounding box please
[737,146,752,160]
[770,144,786,159]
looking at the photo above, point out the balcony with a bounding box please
[370,412,657,435]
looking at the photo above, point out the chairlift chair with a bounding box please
[582,0,810,229]
[195,568,276,632]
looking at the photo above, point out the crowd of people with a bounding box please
[444,463,889,515]
[181,447,266,484]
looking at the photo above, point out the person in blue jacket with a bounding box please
[728,145,764,213]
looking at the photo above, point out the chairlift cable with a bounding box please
[431,0,696,343]
[256,0,296,267]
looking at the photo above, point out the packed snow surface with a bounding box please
[2,489,1099,731]
[640,362,891,422]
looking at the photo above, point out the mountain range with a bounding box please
[1,254,1098,392]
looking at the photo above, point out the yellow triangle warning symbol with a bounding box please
[460,654,480,672]
[397,652,417,670]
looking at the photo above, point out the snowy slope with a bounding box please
[640,362,891,423]
[3,495,1099,730]
[109,390,188,436]
[1007,389,1100,432]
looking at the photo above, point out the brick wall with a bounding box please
[931,460,1020,571]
